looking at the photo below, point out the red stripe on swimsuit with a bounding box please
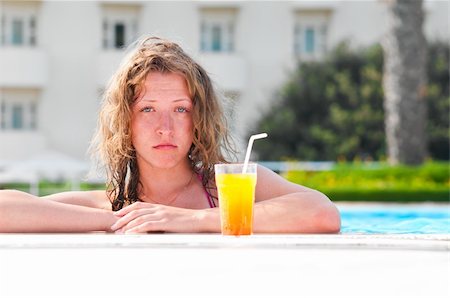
[197,174,216,208]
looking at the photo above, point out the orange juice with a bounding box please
[215,172,257,235]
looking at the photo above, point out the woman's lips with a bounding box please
[153,144,177,150]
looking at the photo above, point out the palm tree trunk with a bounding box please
[382,0,428,165]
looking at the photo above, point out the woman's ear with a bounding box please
[188,144,195,160]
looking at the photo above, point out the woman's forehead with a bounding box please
[134,71,192,102]
[145,71,187,86]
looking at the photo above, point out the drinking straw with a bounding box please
[242,133,268,174]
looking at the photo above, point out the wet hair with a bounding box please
[91,36,235,210]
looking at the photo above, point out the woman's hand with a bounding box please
[110,202,207,234]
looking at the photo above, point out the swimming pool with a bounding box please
[338,203,450,234]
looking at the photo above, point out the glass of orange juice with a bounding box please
[214,163,257,236]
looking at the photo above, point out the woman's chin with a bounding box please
[148,158,187,170]
[136,151,190,170]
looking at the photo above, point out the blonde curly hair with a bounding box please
[91,36,234,210]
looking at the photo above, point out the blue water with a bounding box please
[339,204,450,234]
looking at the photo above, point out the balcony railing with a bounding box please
[0,47,48,88]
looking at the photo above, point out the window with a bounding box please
[29,16,36,46]
[29,102,37,129]
[294,11,331,61]
[0,101,5,129]
[211,25,222,51]
[102,4,140,50]
[304,28,315,53]
[200,8,237,53]
[0,90,39,131]
[0,1,39,47]
[114,23,125,48]
[12,104,24,129]
[0,14,5,45]
[12,19,24,45]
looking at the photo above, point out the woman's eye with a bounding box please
[140,107,154,113]
[176,107,188,113]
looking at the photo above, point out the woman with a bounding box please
[0,36,340,233]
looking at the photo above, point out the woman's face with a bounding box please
[131,71,194,170]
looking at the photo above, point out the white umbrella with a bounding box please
[0,150,90,195]
[0,169,39,195]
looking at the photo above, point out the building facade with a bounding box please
[0,0,448,164]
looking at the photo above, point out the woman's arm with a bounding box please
[199,198,339,234]
[252,165,340,233]
[42,190,112,210]
[0,190,117,233]
[111,165,340,234]
[200,165,340,233]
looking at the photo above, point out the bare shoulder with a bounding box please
[255,164,317,202]
[42,190,111,210]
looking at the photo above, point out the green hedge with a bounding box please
[2,163,449,202]
[318,189,449,202]
[0,181,106,197]
[285,161,450,202]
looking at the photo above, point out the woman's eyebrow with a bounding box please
[137,98,191,103]
[172,98,192,103]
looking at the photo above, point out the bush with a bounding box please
[252,42,449,162]
[285,161,450,202]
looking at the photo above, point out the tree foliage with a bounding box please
[252,42,449,161]
[426,41,450,160]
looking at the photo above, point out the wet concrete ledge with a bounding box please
[0,233,448,251]
[1,234,449,298]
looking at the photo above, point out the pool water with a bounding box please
[338,204,450,234]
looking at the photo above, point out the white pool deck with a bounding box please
[0,233,449,298]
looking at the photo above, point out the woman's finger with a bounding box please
[111,208,154,231]
[124,220,164,234]
[114,202,154,217]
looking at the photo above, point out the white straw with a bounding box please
[242,133,268,173]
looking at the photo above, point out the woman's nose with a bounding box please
[156,112,173,135]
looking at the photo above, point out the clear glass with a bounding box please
[12,19,24,45]
[214,163,257,236]
[305,27,315,53]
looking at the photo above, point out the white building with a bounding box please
[0,0,448,165]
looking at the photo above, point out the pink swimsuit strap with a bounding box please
[197,174,216,208]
